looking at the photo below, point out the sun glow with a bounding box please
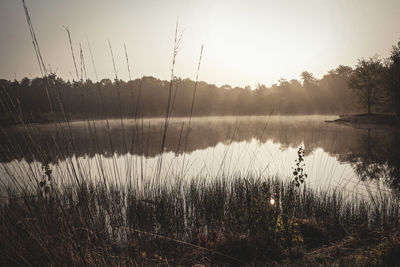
[0,0,399,87]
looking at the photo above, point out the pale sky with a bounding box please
[1,0,399,87]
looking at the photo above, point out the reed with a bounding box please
[1,174,399,265]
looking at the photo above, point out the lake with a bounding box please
[1,115,399,200]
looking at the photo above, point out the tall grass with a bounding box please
[1,175,399,265]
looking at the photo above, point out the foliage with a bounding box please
[0,67,361,124]
[348,56,386,114]
[2,174,399,265]
[387,41,400,115]
[293,146,307,187]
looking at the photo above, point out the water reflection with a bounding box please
[0,116,353,162]
[1,116,399,196]
[342,127,400,196]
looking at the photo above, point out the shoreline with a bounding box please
[325,113,400,128]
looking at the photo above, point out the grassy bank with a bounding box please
[326,113,400,128]
[1,175,399,266]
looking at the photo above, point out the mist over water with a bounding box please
[2,115,399,200]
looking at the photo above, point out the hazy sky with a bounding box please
[1,0,399,87]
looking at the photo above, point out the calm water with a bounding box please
[1,115,399,200]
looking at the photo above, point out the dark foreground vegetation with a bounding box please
[1,175,400,266]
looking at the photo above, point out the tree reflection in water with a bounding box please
[1,116,399,195]
[344,127,400,196]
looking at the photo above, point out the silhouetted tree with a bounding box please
[335,65,353,77]
[348,56,385,114]
[387,41,400,115]
[300,71,316,87]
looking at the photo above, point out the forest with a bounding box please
[1,41,399,123]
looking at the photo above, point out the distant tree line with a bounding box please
[0,41,399,122]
